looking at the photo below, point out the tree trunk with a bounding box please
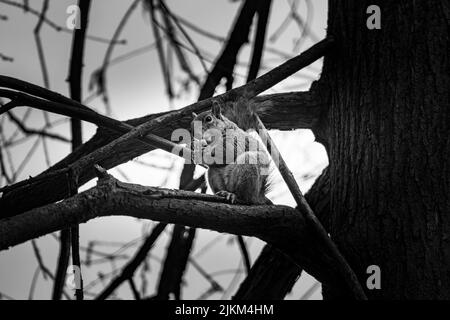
[322,0,449,299]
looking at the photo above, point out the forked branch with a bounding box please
[0,166,357,296]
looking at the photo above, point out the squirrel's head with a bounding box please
[190,101,235,147]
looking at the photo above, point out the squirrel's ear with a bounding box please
[212,101,221,117]
[192,112,198,119]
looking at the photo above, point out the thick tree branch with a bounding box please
[0,90,324,216]
[0,38,332,218]
[0,38,333,147]
[255,115,366,299]
[0,168,352,295]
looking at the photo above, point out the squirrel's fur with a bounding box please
[191,100,271,205]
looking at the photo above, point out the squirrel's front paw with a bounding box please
[216,191,237,204]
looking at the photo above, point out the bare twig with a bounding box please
[67,0,92,300]
[12,136,40,181]
[236,235,251,274]
[29,241,72,300]
[52,229,71,300]
[157,0,200,85]
[159,0,209,74]
[28,268,40,300]
[6,111,70,142]
[145,0,174,99]
[0,0,126,45]
[96,223,167,300]
[198,0,260,100]
[128,278,141,300]
[34,0,50,88]
[31,240,54,281]
[90,0,139,114]
[0,87,195,164]
[299,281,320,300]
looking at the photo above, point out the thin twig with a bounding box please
[6,111,70,142]
[159,0,208,74]
[0,87,195,164]
[157,0,200,85]
[146,0,174,99]
[28,267,40,300]
[92,0,139,115]
[52,229,71,300]
[67,0,92,300]
[299,280,320,300]
[34,0,50,88]
[236,235,251,274]
[96,223,167,300]
[0,0,126,45]
[128,278,141,300]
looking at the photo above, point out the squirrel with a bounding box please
[190,100,271,205]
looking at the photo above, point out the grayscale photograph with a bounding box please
[0,0,448,312]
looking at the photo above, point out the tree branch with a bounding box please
[246,0,272,82]
[0,167,354,295]
[155,225,196,300]
[164,0,267,298]
[233,167,329,300]
[198,0,261,100]
[0,0,126,45]
[254,115,366,299]
[96,222,166,300]
[6,111,70,142]
[0,38,332,218]
[65,0,92,301]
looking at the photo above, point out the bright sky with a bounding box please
[0,0,328,300]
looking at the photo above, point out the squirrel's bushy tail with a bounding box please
[221,98,259,132]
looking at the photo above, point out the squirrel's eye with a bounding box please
[205,116,213,123]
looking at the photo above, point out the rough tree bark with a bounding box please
[322,0,449,299]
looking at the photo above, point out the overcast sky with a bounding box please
[0,0,328,300]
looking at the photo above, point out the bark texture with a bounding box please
[323,0,450,299]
